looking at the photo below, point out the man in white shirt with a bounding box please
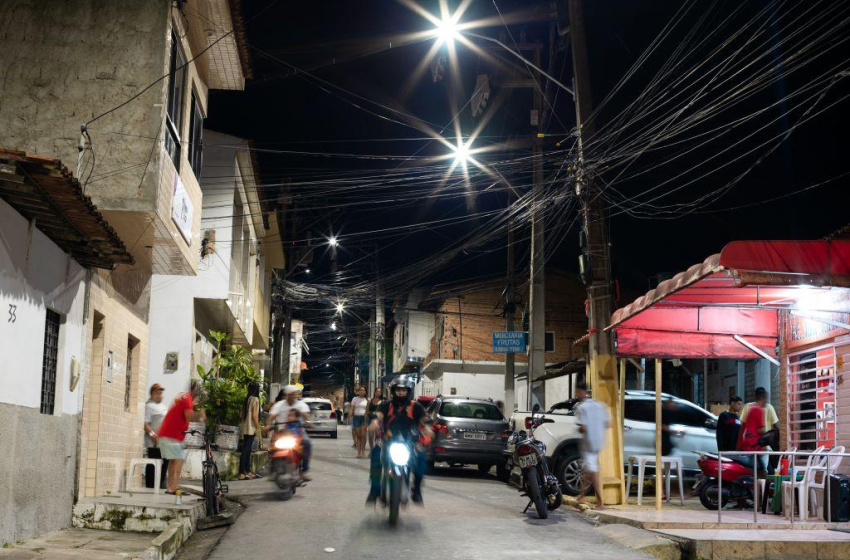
[575,382,611,510]
[144,383,169,489]
[267,385,313,480]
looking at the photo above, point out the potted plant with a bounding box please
[197,331,262,451]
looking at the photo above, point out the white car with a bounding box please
[509,391,718,495]
[302,398,338,438]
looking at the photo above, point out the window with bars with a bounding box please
[164,30,187,169]
[188,93,204,178]
[40,309,61,415]
[787,345,837,450]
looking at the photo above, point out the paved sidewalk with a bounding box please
[0,529,152,560]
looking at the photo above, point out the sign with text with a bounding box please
[171,173,193,245]
[493,331,527,353]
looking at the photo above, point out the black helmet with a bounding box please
[389,375,415,404]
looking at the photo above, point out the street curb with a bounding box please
[134,519,193,560]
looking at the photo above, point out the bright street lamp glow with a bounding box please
[335,302,345,314]
[452,142,471,165]
[331,321,337,331]
[328,236,338,247]
[435,17,460,44]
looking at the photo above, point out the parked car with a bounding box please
[427,396,509,478]
[416,395,436,409]
[301,397,338,438]
[509,391,718,495]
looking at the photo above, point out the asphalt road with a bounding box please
[208,427,654,560]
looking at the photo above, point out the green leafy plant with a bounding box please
[197,331,262,429]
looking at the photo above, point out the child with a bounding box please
[282,408,303,437]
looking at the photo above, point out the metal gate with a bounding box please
[786,343,837,450]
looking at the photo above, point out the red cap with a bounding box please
[150,383,164,394]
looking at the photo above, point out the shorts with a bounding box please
[581,451,599,473]
[352,415,366,428]
[158,437,186,460]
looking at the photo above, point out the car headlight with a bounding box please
[275,436,297,450]
[389,442,411,466]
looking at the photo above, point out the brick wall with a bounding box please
[426,271,587,365]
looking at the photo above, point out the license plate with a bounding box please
[463,432,487,440]
[516,454,538,468]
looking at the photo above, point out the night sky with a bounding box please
[206,0,850,378]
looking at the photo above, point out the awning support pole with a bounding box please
[655,358,662,511]
[732,334,780,366]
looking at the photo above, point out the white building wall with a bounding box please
[441,371,504,401]
[0,198,87,413]
[408,311,435,361]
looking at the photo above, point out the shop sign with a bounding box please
[787,311,850,348]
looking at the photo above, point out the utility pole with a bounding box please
[569,0,624,505]
[374,283,384,395]
[527,43,546,412]
[504,216,516,415]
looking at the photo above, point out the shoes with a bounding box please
[411,488,423,505]
[301,473,312,482]
[366,491,379,506]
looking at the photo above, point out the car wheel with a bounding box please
[329,431,338,439]
[477,463,493,475]
[555,451,584,496]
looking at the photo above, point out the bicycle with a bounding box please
[185,427,231,517]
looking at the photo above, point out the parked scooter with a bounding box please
[269,426,306,500]
[694,450,756,510]
[506,405,563,519]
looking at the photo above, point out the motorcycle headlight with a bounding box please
[389,442,411,466]
[538,443,546,454]
[275,436,297,450]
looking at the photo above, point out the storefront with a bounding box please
[607,238,850,506]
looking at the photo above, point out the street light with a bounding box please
[335,302,345,314]
[328,236,338,247]
[452,141,470,166]
[331,321,337,331]
[434,17,460,45]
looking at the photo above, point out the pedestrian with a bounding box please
[495,400,505,417]
[574,381,610,510]
[143,383,168,489]
[157,380,205,494]
[238,381,261,481]
[716,396,743,452]
[737,387,769,474]
[367,387,386,451]
[350,386,369,458]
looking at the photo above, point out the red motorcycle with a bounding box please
[269,428,306,501]
[694,451,756,510]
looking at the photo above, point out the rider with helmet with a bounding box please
[366,375,431,505]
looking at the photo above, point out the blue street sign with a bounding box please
[493,331,527,353]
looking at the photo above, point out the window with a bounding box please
[666,402,712,428]
[439,401,502,420]
[164,30,187,169]
[40,309,61,415]
[545,331,555,352]
[307,401,332,411]
[624,399,655,423]
[188,93,204,177]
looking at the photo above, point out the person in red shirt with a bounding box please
[736,388,768,474]
[158,381,205,493]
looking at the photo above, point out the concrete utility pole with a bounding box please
[527,41,546,411]
[504,216,516,414]
[374,284,384,395]
[569,0,624,504]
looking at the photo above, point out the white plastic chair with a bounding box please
[127,458,163,494]
[809,446,845,520]
[625,455,685,505]
[782,446,825,520]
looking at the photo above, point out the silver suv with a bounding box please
[426,396,509,477]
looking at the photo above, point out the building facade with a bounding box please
[0,0,251,540]
[147,131,282,394]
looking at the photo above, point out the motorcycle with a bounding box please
[694,450,756,510]
[269,426,306,500]
[381,431,416,526]
[506,407,563,519]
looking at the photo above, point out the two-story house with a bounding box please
[0,0,251,542]
[147,131,284,393]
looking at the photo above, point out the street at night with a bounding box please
[1,1,849,559]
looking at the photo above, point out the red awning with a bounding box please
[610,239,850,359]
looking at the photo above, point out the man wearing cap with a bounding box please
[267,385,313,480]
[144,384,168,489]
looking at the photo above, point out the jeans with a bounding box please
[728,453,770,474]
[301,431,312,472]
[239,434,256,475]
[145,447,168,489]
[368,441,426,497]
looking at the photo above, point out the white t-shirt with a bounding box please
[576,398,611,454]
[351,396,368,416]
[269,399,311,425]
[145,400,168,448]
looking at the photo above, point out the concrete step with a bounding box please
[653,528,850,560]
[73,493,205,533]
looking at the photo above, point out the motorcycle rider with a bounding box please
[267,385,313,482]
[366,375,431,505]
